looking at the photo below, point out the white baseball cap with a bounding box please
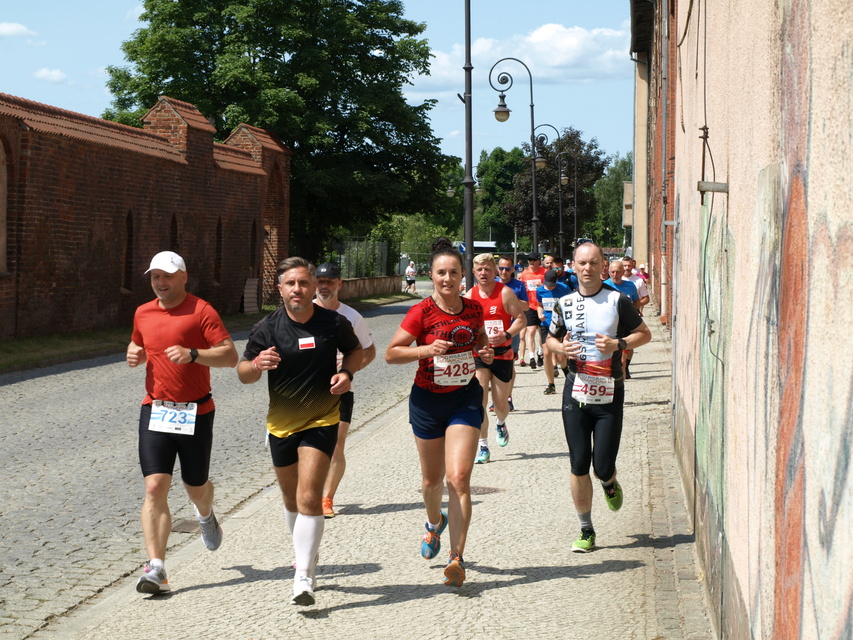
[145,251,186,274]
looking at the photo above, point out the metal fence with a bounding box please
[326,238,390,278]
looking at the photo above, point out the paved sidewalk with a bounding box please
[34,320,713,639]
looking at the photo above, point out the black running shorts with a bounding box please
[138,404,215,487]
[268,424,338,468]
[561,383,625,481]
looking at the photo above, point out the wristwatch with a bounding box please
[616,339,627,351]
[339,368,354,381]
[505,331,512,342]
[189,348,199,363]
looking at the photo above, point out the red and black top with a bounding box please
[399,296,484,393]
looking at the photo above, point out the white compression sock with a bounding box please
[479,438,488,447]
[292,514,324,578]
[284,507,298,535]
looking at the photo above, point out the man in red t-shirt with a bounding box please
[518,253,547,368]
[126,251,238,595]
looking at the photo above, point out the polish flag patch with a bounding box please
[298,337,316,350]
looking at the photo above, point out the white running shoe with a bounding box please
[291,575,315,606]
[136,562,170,594]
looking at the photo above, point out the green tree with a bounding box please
[368,213,450,273]
[501,128,608,256]
[475,147,526,250]
[590,152,634,247]
[104,0,449,260]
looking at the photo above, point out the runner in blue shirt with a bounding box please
[536,270,571,395]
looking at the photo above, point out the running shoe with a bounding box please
[420,510,448,559]
[543,383,556,395]
[291,575,315,606]
[475,445,491,464]
[291,552,320,589]
[554,366,560,378]
[322,496,335,518]
[198,509,223,551]
[496,422,509,447]
[444,552,466,587]
[537,355,544,367]
[603,480,624,511]
[572,528,596,553]
[529,356,537,369]
[508,397,515,412]
[625,364,632,380]
[488,403,495,413]
[519,359,527,367]
[136,562,170,594]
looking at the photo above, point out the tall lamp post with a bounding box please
[554,151,575,258]
[489,57,541,254]
[461,0,475,290]
[533,123,562,256]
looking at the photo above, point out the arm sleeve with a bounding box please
[617,295,643,336]
[337,315,361,353]
[399,303,424,340]
[198,303,232,347]
[242,316,272,360]
[353,317,374,349]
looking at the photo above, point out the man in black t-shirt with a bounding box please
[238,257,362,607]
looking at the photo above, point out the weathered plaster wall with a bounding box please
[655,0,852,637]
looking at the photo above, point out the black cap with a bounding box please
[544,269,559,284]
[528,252,541,261]
[316,263,341,279]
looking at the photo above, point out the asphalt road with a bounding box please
[0,293,425,640]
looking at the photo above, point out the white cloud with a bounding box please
[413,22,632,92]
[0,22,37,37]
[34,68,68,83]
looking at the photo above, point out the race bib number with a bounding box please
[543,298,556,312]
[149,400,197,435]
[571,373,615,404]
[526,278,542,291]
[484,319,505,338]
[433,351,476,387]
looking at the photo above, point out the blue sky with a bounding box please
[0,1,635,163]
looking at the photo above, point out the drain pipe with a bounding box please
[659,4,670,323]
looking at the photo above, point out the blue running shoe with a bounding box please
[475,445,491,464]
[508,397,515,412]
[420,511,448,559]
[496,422,509,447]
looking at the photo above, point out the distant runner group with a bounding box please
[127,239,651,605]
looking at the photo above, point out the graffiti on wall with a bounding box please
[773,0,853,637]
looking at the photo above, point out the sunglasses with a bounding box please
[498,266,513,271]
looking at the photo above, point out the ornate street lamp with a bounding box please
[489,57,540,253]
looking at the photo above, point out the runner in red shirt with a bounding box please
[386,238,494,588]
[464,253,525,464]
[127,251,238,595]
[519,253,547,368]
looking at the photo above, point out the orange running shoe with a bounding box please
[322,497,335,518]
[444,552,465,587]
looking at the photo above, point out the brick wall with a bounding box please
[0,94,290,339]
